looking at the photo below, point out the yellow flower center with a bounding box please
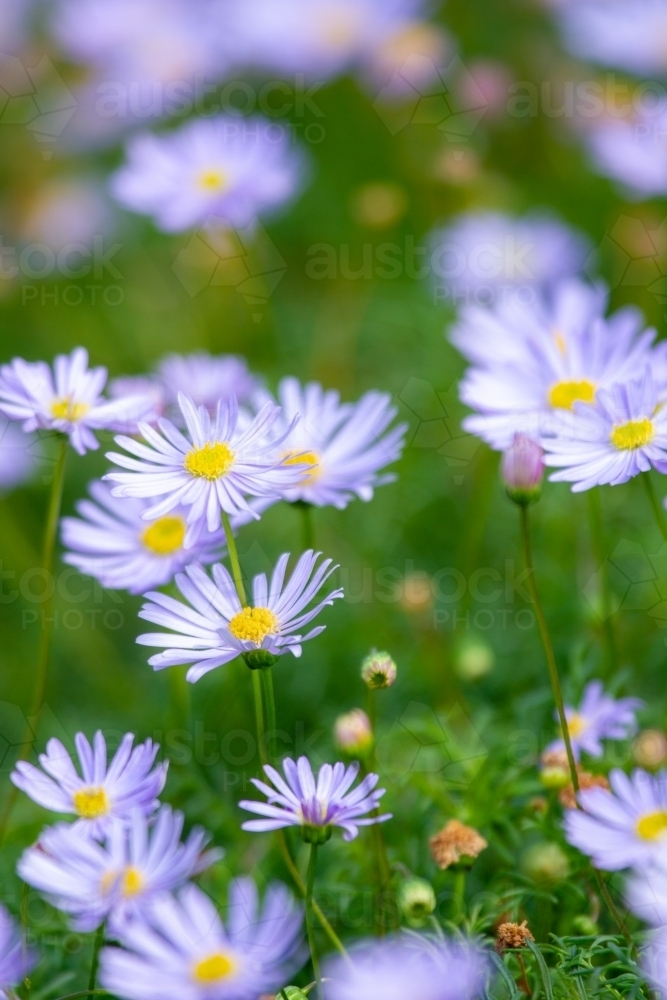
[192,953,237,984]
[196,168,229,193]
[228,606,279,644]
[141,515,186,555]
[73,786,109,819]
[610,417,654,451]
[50,397,90,422]
[184,442,235,481]
[121,866,145,897]
[283,450,320,483]
[567,713,587,738]
[548,380,596,410]
[636,810,667,841]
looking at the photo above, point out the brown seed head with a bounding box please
[496,920,534,953]
[429,819,487,869]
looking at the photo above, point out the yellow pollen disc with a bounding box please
[548,380,596,411]
[196,168,229,193]
[567,713,587,738]
[184,442,235,481]
[73,786,109,819]
[121,866,145,897]
[283,450,320,483]
[636,810,667,841]
[228,606,279,645]
[610,417,654,451]
[50,397,90,422]
[141,515,186,555]
[192,953,237,984]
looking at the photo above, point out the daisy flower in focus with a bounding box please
[105,393,309,542]
[18,806,220,933]
[110,353,260,426]
[543,371,667,492]
[454,279,658,450]
[0,905,35,998]
[324,936,488,1000]
[255,377,407,509]
[0,348,153,455]
[544,680,643,762]
[100,879,303,1000]
[137,551,343,680]
[239,755,390,843]
[61,480,228,594]
[11,731,168,838]
[111,116,305,233]
[431,211,590,308]
[564,768,667,870]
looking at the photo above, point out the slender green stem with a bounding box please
[221,511,247,603]
[451,869,465,922]
[306,844,323,1000]
[519,505,579,794]
[0,437,68,846]
[643,472,667,544]
[54,991,109,1000]
[252,670,268,767]
[586,488,617,676]
[88,923,105,993]
[519,504,634,946]
[301,502,315,551]
[275,830,349,959]
[259,666,277,763]
[366,687,376,733]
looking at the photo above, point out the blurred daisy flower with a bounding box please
[454,280,659,450]
[0,418,39,491]
[626,864,667,928]
[556,0,667,77]
[100,879,303,1000]
[564,768,667,869]
[543,370,667,491]
[430,211,590,308]
[137,551,343,680]
[239,755,390,843]
[582,104,667,198]
[11,731,168,838]
[18,806,219,933]
[105,393,308,543]
[111,116,305,232]
[255,377,406,509]
[0,348,153,455]
[323,935,488,1000]
[110,353,260,426]
[545,681,643,762]
[0,905,35,997]
[61,480,227,595]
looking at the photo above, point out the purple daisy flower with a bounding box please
[323,935,488,1000]
[240,755,391,843]
[545,680,643,762]
[111,116,305,233]
[0,905,35,998]
[564,768,667,870]
[11,731,168,838]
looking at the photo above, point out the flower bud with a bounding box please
[521,842,569,884]
[361,650,397,689]
[399,878,436,926]
[633,729,667,769]
[501,433,544,506]
[334,709,374,757]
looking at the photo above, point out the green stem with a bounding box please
[275,831,349,959]
[586,488,617,676]
[643,472,667,544]
[252,670,268,767]
[306,844,323,1000]
[293,501,315,551]
[518,505,579,794]
[221,511,246,604]
[54,991,109,1000]
[0,436,68,846]
[451,869,465,922]
[519,504,634,947]
[259,666,277,763]
[88,923,105,993]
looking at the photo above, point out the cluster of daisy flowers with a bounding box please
[453,275,667,494]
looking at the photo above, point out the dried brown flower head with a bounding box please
[429,819,487,869]
[495,920,534,953]
[559,772,609,810]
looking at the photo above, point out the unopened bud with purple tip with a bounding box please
[501,433,544,506]
[334,708,374,757]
